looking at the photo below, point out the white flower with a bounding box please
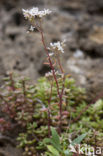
[22,7,52,20]
[29,25,35,31]
[49,52,54,56]
[55,70,59,75]
[55,70,63,77]
[45,71,53,78]
[45,70,61,78]
[26,26,35,33]
[50,40,65,53]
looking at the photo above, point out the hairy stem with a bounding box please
[37,24,63,133]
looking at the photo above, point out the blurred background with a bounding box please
[0,0,103,98]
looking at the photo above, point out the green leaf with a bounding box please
[64,150,73,156]
[93,99,103,111]
[51,127,61,152]
[45,152,53,156]
[33,122,37,128]
[64,149,69,155]
[43,138,52,144]
[47,145,60,156]
[72,133,87,145]
[51,127,60,144]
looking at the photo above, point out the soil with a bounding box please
[0,0,103,155]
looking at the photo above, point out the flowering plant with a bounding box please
[0,6,102,156]
[22,7,51,19]
[22,6,67,134]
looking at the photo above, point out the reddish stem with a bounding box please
[57,54,66,132]
[37,25,63,133]
[9,73,15,91]
[22,80,26,103]
[57,55,64,74]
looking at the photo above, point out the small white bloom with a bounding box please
[55,70,63,77]
[50,40,65,53]
[22,7,52,20]
[45,70,61,78]
[47,47,50,50]
[69,144,77,153]
[55,70,59,75]
[45,71,53,78]
[49,52,54,56]
[29,25,35,31]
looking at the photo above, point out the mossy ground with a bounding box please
[0,74,103,155]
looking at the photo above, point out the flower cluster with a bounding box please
[50,41,65,54]
[22,6,66,139]
[22,7,52,20]
[45,70,61,79]
[45,71,53,78]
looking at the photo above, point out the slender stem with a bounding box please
[22,80,26,103]
[56,53,65,98]
[57,55,64,74]
[57,54,65,100]
[40,30,60,95]
[47,108,51,137]
[94,131,97,155]
[38,21,60,93]
[47,80,53,137]
[9,73,15,91]
[58,75,65,133]
[37,24,63,133]
[57,53,66,133]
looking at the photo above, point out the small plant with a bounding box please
[0,6,103,156]
[22,7,67,134]
[0,73,35,130]
[0,72,103,155]
[43,127,87,156]
[0,72,87,155]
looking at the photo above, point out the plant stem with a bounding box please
[47,80,53,137]
[22,80,26,103]
[57,54,66,133]
[57,55,64,74]
[37,24,63,133]
[9,73,15,91]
